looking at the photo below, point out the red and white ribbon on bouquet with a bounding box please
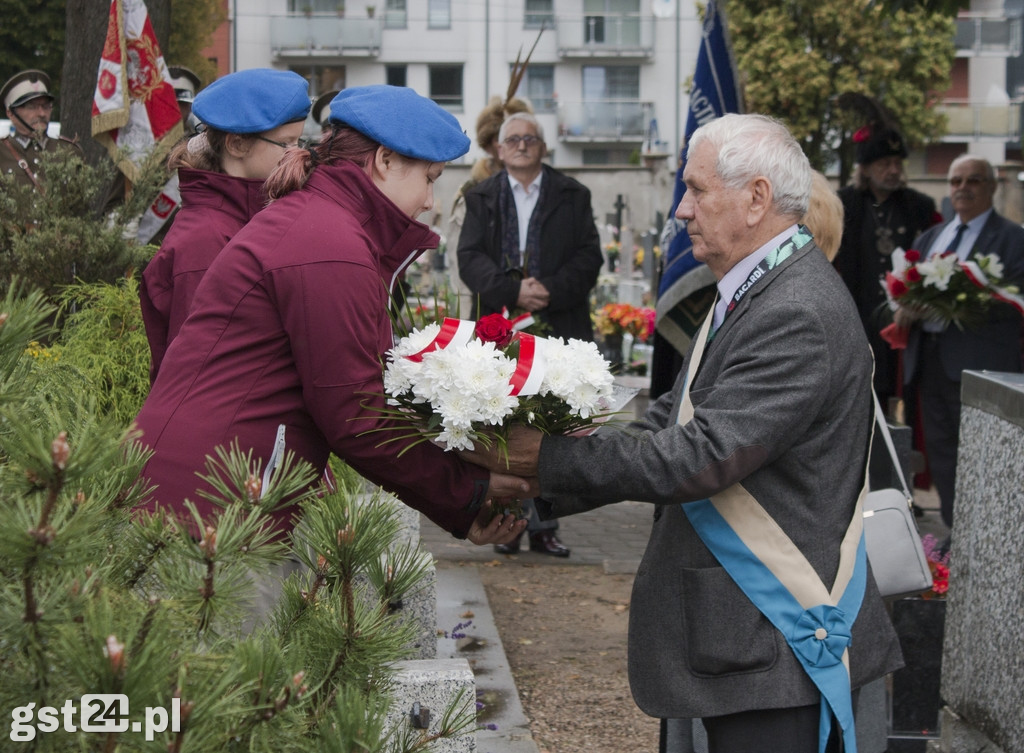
[508,333,546,396]
[402,317,548,396]
[404,317,476,362]
[960,260,1024,316]
[500,306,536,332]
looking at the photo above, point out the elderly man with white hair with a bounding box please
[463,113,904,752]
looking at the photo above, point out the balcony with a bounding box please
[556,14,655,58]
[954,12,1022,57]
[269,14,381,59]
[935,99,1023,142]
[557,100,653,142]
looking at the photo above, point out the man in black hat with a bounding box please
[834,123,940,420]
[0,69,80,193]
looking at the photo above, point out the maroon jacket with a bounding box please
[134,161,489,536]
[139,168,267,382]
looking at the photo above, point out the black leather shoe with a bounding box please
[494,531,523,554]
[529,531,570,558]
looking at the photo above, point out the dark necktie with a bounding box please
[945,223,968,255]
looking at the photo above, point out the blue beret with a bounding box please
[329,85,470,162]
[193,69,310,134]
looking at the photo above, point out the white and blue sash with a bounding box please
[677,267,868,753]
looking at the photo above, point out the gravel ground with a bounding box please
[479,560,660,753]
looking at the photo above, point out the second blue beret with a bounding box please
[193,69,311,134]
[329,85,470,162]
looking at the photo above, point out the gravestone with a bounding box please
[931,371,1024,753]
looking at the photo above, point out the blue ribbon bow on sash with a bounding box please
[683,500,867,753]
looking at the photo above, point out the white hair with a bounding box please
[688,113,812,218]
[498,111,546,145]
[948,153,995,182]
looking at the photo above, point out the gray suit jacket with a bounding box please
[904,210,1024,383]
[537,238,903,719]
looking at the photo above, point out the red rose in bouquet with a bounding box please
[474,313,515,347]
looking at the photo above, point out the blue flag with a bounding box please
[655,0,741,354]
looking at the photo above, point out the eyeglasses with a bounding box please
[15,100,53,113]
[948,175,988,187]
[256,135,307,150]
[502,134,542,148]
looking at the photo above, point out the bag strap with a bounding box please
[871,391,912,499]
[3,138,44,193]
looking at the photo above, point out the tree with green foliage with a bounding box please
[724,0,955,181]
[872,0,967,13]
[166,0,228,88]
[0,0,67,111]
[0,146,166,300]
[0,283,478,752]
[26,277,152,427]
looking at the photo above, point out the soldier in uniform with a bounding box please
[167,66,203,136]
[0,69,80,193]
[311,89,340,140]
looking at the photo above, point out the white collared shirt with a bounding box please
[508,171,543,251]
[713,225,799,329]
[927,209,991,261]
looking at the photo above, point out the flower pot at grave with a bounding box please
[888,596,946,752]
[600,333,624,372]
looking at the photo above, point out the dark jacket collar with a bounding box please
[472,163,579,222]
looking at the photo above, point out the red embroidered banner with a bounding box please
[91,0,182,182]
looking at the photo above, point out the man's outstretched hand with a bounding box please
[459,425,544,477]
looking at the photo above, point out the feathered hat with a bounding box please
[838,92,908,165]
[475,25,546,150]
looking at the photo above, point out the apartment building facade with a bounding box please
[220,0,700,168]
[208,0,1024,178]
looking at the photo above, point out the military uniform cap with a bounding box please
[192,69,311,133]
[1,70,55,110]
[167,66,202,104]
[329,85,470,162]
[311,89,340,127]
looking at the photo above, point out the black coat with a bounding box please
[834,185,939,402]
[456,164,603,342]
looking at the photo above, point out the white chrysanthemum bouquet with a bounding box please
[371,314,618,454]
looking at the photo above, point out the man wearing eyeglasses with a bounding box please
[897,154,1024,532]
[457,111,603,557]
[0,69,80,194]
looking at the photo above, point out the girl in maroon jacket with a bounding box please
[135,85,532,545]
[140,69,311,382]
